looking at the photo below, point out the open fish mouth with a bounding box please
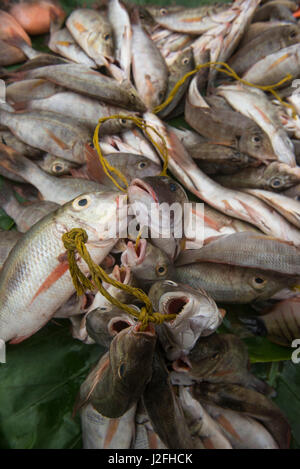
[172,354,192,372]
[161,293,190,318]
[130,178,159,203]
[121,239,147,266]
[133,322,156,337]
[108,317,133,336]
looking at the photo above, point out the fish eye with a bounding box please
[103,33,111,41]
[138,161,147,169]
[52,163,64,173]
[252,135,261,143]
[289,30,297,39]
[120,118,127,125]
[118,363,126,379]
[271,178,283,188]
[156,265,168,276]
[160,8,167,15]
[182,57,190,65]
[72,195,91,210]
[210,352,219,361]
[252,276,267,289]
[169,183,177,192]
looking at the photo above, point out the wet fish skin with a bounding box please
[204,403,278,449]
[0,10,31,65]
[6,79,64,105]
[121,239,175,287]
[173,333,271,395]
[131,12,168,110]
[6,0,66,35]
[0,145,108,205]
[25,64,146,111]
[241,297,300,346]
[179,386,232,449]
[108,0,132,79]
[176,231,300,277]
[80,403,136,449]
[0,130,42,159]
[0,190,125,343]
[66,8,114,66]
[148,279,223,359]
[143,348,197,449]
[229,24,300,76]
[253,1,297,22]
[0,229,23,271]
[0,179,59,232]
[190,143,257,175]
[79,323,156,418]
[173,263,295,303]
[0,108,92,164]
[215,161,300,191]
[193,382,291,449]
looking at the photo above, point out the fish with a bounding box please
[86,306,136,349]
[189,143,257,175]
[0,10,31,65]
[217,84,296,167]
[176,231,300,277]
[37,154,79,177]
[128,176,188,260]
[131,10,168,110]
[178,386,232,449]
[66,8,114,66]
[5,0,66,35]
[167,125,206,149]
[17,91,139,134]
[0,229,23,270]
[0,179,59,232]
[204,403,278,449]
[150,3,236,35]
[143,113,300,246]
[0,190,127,343]
[78,322,156,418]
[24,64,146,111]
[253,0,297,22]
[173,263,295,303]
[148,279,223,360]
[142,348,197,449]
[158,47,194,119]
[6,79,64,105]
[48,24,97,68]
[229,24,300,76]
[214,161,300,191]
[121,129,161,165]
[246,188,300,229]
[240,297,300,347]
[0,145,108,205]
[185,81,277,163]
[173,333,272,395]
[0,130,42,159]
[193,382,291,449]
[243,43,300,86]
[121,239,175,287]
[80,403,136,449]
[108,0,132,80]
[133,401,167,449]
[0,108,92,164]
[284,183,300,200]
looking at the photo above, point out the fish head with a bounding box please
[264,162,300,191]
[87,26,114,62]
[245,269,295,301]
[86,306,134,344]
[121,239,174,284]
[109,322,157,390]
[239,126,276,162]
[60,191,128,244]
[121,80,147,112]
[39,154,77,176]
[172,333,224,377]
[281,24,300,47]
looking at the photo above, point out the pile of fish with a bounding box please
[0,0,300,449]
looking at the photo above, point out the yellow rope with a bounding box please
[153,61,296,118]
[62,228,176,330]
[93,115,169,193]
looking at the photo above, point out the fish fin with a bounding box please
[85,143,109,184]
[0,142,32,177]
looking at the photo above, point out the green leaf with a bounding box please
[0,320,104,449]
[244,337,293,364]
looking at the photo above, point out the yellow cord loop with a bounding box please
[93,115,169,192]
[62,228,176,330]
[153,61,296,117]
